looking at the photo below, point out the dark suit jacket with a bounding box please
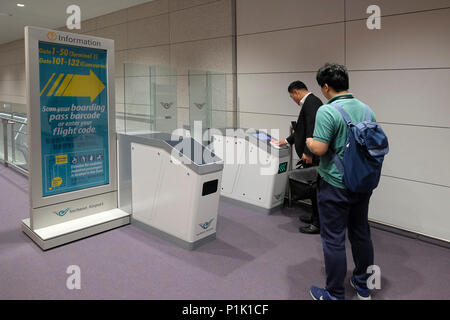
[286,93,323,162]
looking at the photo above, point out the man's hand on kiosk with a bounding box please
[271,139,287,147]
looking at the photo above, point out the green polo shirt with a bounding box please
[313,94,376,189]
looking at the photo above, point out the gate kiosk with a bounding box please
[211,129,290,213]
[22,27,130,250]
[117,133,223,249]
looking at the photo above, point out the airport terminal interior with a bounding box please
[0,0,449,300]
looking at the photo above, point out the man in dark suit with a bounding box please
[272,81,323,234]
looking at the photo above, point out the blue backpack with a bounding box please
[329,103,389,193]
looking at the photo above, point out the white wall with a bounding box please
[0,0,236,130]
[236,0,450,242]
[70,0,236,131]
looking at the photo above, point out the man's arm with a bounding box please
[307,106,335,157]
[272,122,296,146]
[306,138,329,156]
[286,132,295,145]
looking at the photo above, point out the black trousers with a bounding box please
[311,187,320,228]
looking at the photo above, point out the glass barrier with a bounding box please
[152,66,177,133]
[210,72,228,129]
[189,70,211,131]
[188,70,227,132]
[123,64,177,134]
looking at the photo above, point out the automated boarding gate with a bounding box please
[211,129,290,213]
[117,133,223,249]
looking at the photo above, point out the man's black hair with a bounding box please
[316,63,349,92]
[288,81,308,93]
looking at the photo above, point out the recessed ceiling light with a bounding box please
[17,3,25,7]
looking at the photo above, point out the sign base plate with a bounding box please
[22,209,130,250]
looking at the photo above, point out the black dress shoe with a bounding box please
[299,216,313,224]
[299,224,320,234]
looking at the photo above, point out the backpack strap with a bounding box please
[330,103,352,127]
[364,105,372,122]
[331,149,344,176]
[328,103,350,176]
[332,102,372,123]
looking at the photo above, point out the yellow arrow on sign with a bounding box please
[61,70,106,102]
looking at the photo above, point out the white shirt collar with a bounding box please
[300,92,312,106]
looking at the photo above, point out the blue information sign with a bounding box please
[38,41,109,197]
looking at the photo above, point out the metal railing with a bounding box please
[0,112,29,176]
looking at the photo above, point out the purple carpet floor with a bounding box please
[0,165,449,300]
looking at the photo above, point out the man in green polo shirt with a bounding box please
[306,63,376,301]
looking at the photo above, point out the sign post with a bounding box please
[22,26,130,250]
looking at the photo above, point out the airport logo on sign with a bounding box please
[54,208,70,217]
[199,218,214,230]
[47,32,57,41]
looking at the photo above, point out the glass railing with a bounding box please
[0,107,29,174]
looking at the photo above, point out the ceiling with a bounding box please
[0,0,154,45]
